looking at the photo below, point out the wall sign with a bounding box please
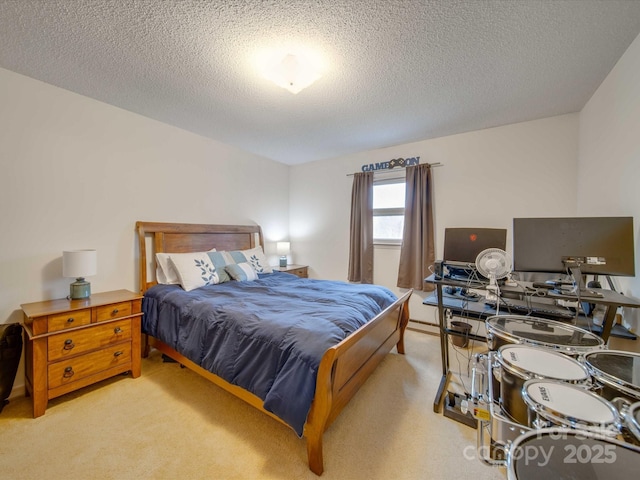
[361,156,419,172]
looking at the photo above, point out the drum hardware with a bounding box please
[475,397,532,467]
[610,396,633,416]
[471,352,531,466]
[470,353,490,405]
[623,402,640,446]
[611,398,640,446]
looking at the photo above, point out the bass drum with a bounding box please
[497,344,591,425]
[522,379,619,436]
[507,428,640,480]
[486,314,605,356]
[584,350,640,405]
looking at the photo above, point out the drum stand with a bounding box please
[470,352,530,466]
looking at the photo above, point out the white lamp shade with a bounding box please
[63,250,97,278]
[276,242,291,255]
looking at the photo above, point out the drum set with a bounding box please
[469,314,640,478]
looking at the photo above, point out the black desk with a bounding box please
[424,273,640,415]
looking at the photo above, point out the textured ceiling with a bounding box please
[2,1,640,165]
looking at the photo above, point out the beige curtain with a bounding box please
[348,171,374,283]
[397,163,435,291]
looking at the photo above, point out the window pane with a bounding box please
[373,183,405,209]
[373,215,404,240]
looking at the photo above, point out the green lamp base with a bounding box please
[69,278,91,300]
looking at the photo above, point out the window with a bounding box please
[373,178,405,244]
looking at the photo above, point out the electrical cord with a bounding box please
[448,301,485,397]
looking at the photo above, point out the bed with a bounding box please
[136,221,412,475]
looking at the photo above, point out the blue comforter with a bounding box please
[142,272,397,436]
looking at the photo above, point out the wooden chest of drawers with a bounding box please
[21,290,142,417]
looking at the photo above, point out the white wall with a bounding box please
[290,114,580,324]
[578,32,640,332]
[0,67,289,392]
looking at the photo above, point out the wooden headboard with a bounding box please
[136,221,264,293]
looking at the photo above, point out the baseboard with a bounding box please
[408,319,439,336]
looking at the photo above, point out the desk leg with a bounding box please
[600,304,618,343]
[434,283,450,413]
[434,371,451,413]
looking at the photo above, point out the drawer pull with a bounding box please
[112,309,119,315]
[114,351,124,357]
[63,339,75,350]
[63,367,74,378]
[114,327,123,334]
[66,317,74,324]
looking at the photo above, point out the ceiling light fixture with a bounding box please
[262,53,322,94]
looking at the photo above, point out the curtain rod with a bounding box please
[346,162,443,176]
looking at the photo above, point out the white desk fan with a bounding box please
[475,248,513,301]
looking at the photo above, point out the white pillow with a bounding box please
[225,262,259,282]
[169,252,220,292]
[240,246,273,274]
[215,246,273,274]
[156,253,179,285]
[156,248,216,285]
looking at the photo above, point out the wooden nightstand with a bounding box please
[272,264,308,278]
[21,289,143,417]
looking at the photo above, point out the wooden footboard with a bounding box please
[305,289,412,475]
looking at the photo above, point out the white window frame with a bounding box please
[373,177,405,246]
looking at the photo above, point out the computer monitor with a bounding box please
[513,217,635,277]
[443,227,508,266]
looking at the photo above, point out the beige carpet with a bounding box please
[0,330,505,480]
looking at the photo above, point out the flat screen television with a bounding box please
[443,227,507,266]
[513,217,635,277]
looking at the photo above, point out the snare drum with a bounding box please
[522,379,619,436]
[486,314,605,355]
[507,428,640,480]
[497,344,591,425]
[584,350,640,405]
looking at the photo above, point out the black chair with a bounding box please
[0,323,23,413]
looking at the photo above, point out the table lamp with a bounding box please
[276,242,290,268]
[63,249,97,300]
